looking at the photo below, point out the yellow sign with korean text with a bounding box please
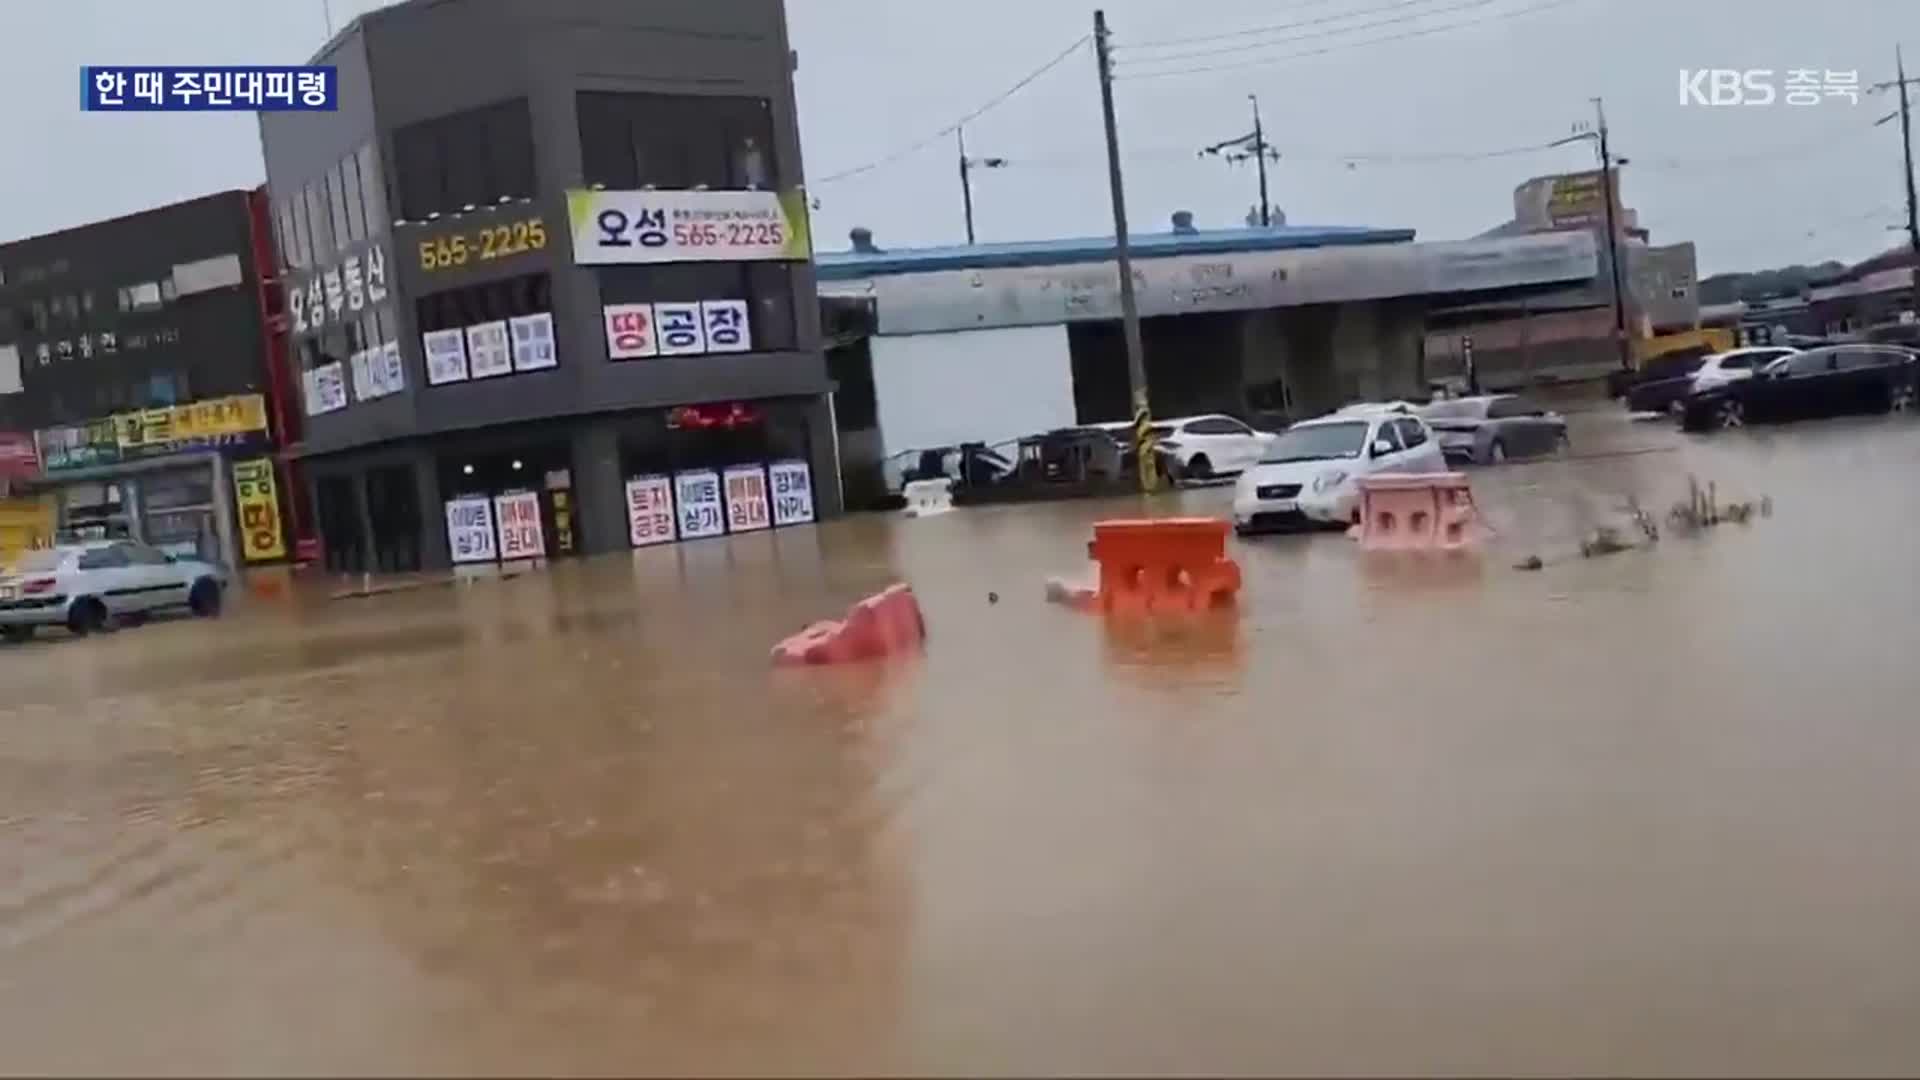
[231,457,286,562]
[113,394,269,450]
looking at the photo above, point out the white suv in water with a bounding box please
[1232,411,1448,533]
[0,541,228,641]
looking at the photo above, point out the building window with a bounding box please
[415,272,551,333]
[304,182,333,258]
[357,142,389,232]
[341,153,367,243]
[576,92,776,191]
[287,193,309,270]
[327,163,351,253]
[598,262,795,352]
[393,98,535,221]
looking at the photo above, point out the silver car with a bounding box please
[1418,394,1569,465]
[0,541,228,641]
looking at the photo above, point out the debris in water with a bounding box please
[1514,555,1544,572]
[1668,475,1771,533]
[987,591,999,605]
[1580,526,1632,559]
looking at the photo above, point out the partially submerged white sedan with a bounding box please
[0,541,228,640]
[1232,411,1447,533]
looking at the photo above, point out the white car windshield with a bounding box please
[1262,421,1369,463]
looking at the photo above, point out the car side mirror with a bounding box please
[1371,438,1395,457]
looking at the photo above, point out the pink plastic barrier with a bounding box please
[1352,473,1483,552]
[771,583,927,666]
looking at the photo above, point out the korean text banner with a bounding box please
[114,394,268,449]
[566,189,811,265]
[82,66,336,111]
[36,394,270,472]
[231,458,287,562]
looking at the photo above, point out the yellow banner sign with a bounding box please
[114,394,268,450]
[231,457,286,562]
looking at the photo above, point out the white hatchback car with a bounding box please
[1232,412,1448,533]
[1093,414,1279,482]
[1692,346,1798,393]
[0,541,228,641]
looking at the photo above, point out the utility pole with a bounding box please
[956,128,1006,246]
[958,129,977,245]
[1873,47,1920,320]
[1200,95,1282,227]
[1252,95,1272,228]
[1095,9,1157,493]
[1593,97,1633,373]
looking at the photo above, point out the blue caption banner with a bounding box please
[81,66,337,112]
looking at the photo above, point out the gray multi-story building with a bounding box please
[258,0,837,574]
[0,189,297,569]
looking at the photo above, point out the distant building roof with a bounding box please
[815,223,1415,281]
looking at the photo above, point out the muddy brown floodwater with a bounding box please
[6,410,1920,1076]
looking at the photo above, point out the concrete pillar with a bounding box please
[208,454,239,571]
[1332,301,1382,403]
[804,393,844,517]
[570,419,627,556]
[1374,299,1425,399]
[413,449,450,571]
[1280,305,1339,417]
[351,466,377,576]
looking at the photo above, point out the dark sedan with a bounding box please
[1418,394,1568,464]
[1680,344,1918,432]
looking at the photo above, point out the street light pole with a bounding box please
[1094,8,1157,493]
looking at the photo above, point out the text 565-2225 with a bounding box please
[418,219,548,271]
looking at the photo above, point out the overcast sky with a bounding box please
[6,0,1917,274]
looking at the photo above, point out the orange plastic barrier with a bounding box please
[1352,473,1483,552]
[1084,517,1242,615]
[771,583,927,666]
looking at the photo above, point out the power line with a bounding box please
[968,137,1578,170]
[1115,0,1582,83]
[811,35,1090,185]
[1120,0,1466,54]
[1633,120,1882,172]
[1118,0,1495,66]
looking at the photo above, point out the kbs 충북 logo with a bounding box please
[1678,69,1860,107]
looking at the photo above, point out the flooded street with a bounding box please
[7,410,1920,1076]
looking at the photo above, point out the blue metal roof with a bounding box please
[815,224,1416,281]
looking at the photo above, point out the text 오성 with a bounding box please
[83,66,336,111]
